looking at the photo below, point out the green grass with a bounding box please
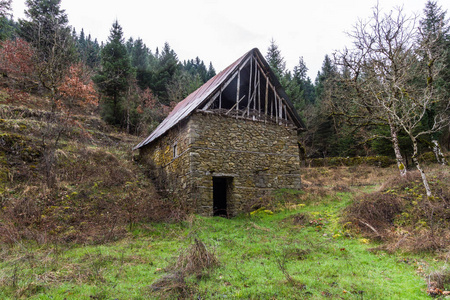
[0,190,438,299]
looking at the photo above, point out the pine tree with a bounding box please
[420,1,449,95]
[152,42,180,104]
[75,28,86,61]
[71,27,77,41]
[126,37,134,54]
[79,28,86,45]
[0,0,11,18]
[419,0,450,162]
[292,56,315,105]
[182,57,215,83]
[265,39,286,80]
[194,57,208,82]
[421,1,449,38]
[309,55,340,157]
[293,57,308,81]
[315,55,336,102]
[0,0,14,40]
[74,29,101,68]
[303,77,316,105]
[283,71,303,111]
[0,16,16,40]
[93,20,134,126]
[131,38,149,71]
[19,0,76,108]
[128,37,151,90]
[206,62,216,80]
[85,35,101,69]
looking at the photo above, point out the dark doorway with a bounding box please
[213,177,230,217]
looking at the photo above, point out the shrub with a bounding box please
[149,239,219,298]
[308,156,395,168]
[345,169,450,252]
[174,238,219,277]
[344,192,404,239]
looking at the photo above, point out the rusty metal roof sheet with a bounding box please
[133,48,305,150]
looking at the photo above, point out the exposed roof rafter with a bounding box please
[134,48,305,150]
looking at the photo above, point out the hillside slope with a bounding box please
[0,88,183,244]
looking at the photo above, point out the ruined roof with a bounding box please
[134,48,305,150]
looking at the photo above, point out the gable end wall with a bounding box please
[189,112,301,215]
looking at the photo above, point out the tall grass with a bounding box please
[0,188,440,299]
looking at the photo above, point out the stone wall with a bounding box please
[139,119,196,209]
[189,112,301,216]
[139,111,302,216]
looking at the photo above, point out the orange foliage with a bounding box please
[136,104,144,114]
[140,87,157,109]
[58,63,99,108]
[0,38,35,77]
[136,87,176,119]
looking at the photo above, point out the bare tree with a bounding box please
[335,5,450,196]
[334,6,413,176]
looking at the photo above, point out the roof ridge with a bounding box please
[133,48,305,150]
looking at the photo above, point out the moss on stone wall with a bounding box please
[140,119,193,203]
[140,112,302,216]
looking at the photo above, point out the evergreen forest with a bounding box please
[1,0,449,164]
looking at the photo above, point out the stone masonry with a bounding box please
[140,111,302,216]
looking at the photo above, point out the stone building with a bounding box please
[134,48,305,216]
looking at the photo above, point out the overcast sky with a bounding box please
[10,0,450,80]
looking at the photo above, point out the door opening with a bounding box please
[213,177,231,217]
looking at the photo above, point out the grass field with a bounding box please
[1,182,445,299]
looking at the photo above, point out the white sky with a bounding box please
[10,0,450,80]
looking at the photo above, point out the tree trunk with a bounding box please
[50,87,57,112]
[432,140,447,165]
[113,93,118,123]
[126,86,131,134]
[411,136,432,197]
[390,124,407,176]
